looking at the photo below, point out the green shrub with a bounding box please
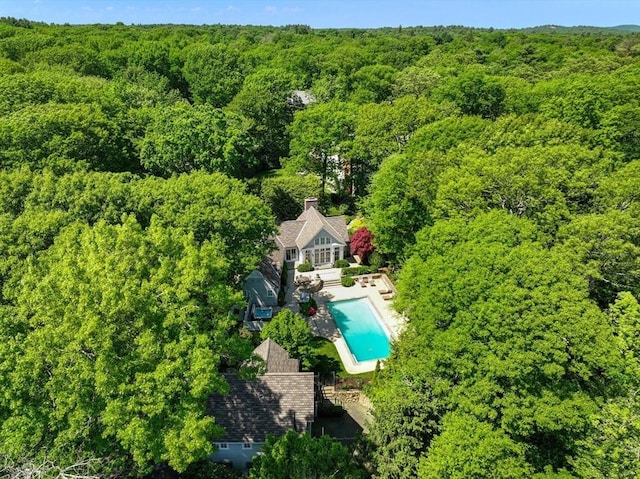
[341,266,374,277]
[277,288,286,306]
[347,216,367,235]
[334,259,350,268]
[368,250,384,271]
[299,297,317,316]
[341,276,355,287]
[297,261,314,273]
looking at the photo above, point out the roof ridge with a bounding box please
[321,214,346,243]
[265,337,273,360]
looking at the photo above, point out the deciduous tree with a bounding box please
[260,310,316,369]
[249,431,365,479]
[183,43,247,107]
[370,211,626,476]
[228,68,301,171]
[286,100,357,196]
[0,217,251,475]
[350,226,375,263]
[139,103,256,178]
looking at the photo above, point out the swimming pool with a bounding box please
[327,297,390,362]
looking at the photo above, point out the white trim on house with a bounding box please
[210,441,263,471]
[273,200,349,269]
[298,231,345,267]
[285,247,298,262]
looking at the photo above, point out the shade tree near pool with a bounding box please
[349,226,375,264]
[260,309,317,370]
[368,211,631,478]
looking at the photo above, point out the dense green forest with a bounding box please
[0,16,639,478]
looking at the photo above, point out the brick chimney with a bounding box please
[304,197,318,211]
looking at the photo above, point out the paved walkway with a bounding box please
[344,401,372,433]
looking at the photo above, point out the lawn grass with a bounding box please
[311,336,375,380]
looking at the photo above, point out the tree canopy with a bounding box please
[1,18,640,478]
[249,431,365,479]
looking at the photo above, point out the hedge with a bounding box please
[341,266,374,277]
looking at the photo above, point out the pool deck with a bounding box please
[286,267,406,374]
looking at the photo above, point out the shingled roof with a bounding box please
[276,206,349,250]
[208,340,315,443]
[253,338,300,373]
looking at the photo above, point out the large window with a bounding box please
[314,247,331,265]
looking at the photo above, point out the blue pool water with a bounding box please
[328,298,390,362]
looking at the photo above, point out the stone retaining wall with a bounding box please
[334,390,373,409]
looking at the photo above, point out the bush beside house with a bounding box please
[334,259,350,268]
[297,261,314,273]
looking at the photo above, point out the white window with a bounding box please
[314,236,331,246]
[218,443,228,450]
[285,248,297,261]
[314,247,331,265]
[243,443,252,449]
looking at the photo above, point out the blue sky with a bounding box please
[0,0,638,28]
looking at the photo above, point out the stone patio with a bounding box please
[287,267,405,374]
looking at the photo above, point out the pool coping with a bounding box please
[327,297,391,365]
[291,271,406,374]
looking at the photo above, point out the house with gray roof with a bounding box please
[244,257,280,308]
[208,339,316,470]
[274,197,349,267]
